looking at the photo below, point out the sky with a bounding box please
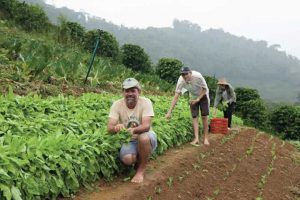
[45,0,300,59]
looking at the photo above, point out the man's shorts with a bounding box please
[190,95,209,118]
[119,131,157,159]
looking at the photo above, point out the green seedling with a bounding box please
[155,186,162,194]
[213,188,220,196]
[246,146,254,155]
[178,175,184,182]
[268,135,274,141]
[184,170,190,175]
[192,163,200,170]
[167,176,173,188]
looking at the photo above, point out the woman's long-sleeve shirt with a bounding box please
[213,84,236,107]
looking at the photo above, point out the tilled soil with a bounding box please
[71,127,300,200]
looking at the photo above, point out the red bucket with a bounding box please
[210,118,228,134]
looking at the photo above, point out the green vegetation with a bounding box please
[0,91,244,199]
[18,0,300,102]
[270,105,300,140]
[0,0,50,32]
[84,29,119,60]
[0,1,299,199]
[0,93,191,199]
[156,58,183,83]
[235,87,268,129]
[58,18,85,45]
[121,43,152,72]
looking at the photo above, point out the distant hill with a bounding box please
[23,0,300,103]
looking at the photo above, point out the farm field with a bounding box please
[1,4,300,199]
[70,128,300,200]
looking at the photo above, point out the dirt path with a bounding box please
[70,127,300,200]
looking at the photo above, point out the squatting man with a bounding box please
[107,78,157,183]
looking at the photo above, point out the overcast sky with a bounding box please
[46,0,300,59]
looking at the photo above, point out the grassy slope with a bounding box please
[0,19,173,98]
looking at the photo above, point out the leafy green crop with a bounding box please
[0,93,243,199]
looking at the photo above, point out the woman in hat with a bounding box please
[213,78,236,129]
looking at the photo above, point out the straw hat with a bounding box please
[217,78,229,85]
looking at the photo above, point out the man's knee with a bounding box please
[121,154,136,165]
[138,133,151,145]
[201,115,208,120]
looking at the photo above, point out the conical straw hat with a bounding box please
[217,78,229,85]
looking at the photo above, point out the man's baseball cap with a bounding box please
[180,66,191,74]
[122,78,141,89]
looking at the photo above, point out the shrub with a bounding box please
[121,44,152,72]
[84,29,119,60]
[156,58,183,84]
[14,3,50,32]
[204,75,218,105]
[270,105,300,140]
[58,19,85,45]
[235,87,268,129]
[238,99,268,129]
[0,0,18,19]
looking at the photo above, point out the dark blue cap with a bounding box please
[180,66,191,74]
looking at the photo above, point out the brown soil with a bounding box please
[68,127,300,200]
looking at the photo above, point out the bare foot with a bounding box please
[204,139,210,145]
[131,172,144,183]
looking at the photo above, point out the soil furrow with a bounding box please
[215,133,274,200]
[261,139,300,200]
[67,128,300,200]
[129,128,255,200]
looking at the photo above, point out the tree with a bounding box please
[156,58,183,83]
[0,0,18,19]
[14,2,50,32]
[203,75,218,105]
[58,18,85,45]
[83,29,119,60]
[173,19,201,33]
[238,99,268,129]
[270,105,300,140]
[121,44,152,72]
[234,87,268,129]
[235,87,260,104]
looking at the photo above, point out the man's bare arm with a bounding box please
[107,118,125,133]
[129,116,152,134]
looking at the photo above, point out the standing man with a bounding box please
[166,67,210,145]
[107,78,157,183]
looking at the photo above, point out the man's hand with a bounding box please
[190,99,199,105]
[114,124,126,133]
[127,127,138,140]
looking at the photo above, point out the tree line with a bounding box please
[21,0,300,103]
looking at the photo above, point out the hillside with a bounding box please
[0,2,299,200]
[69,128,300,200]
[23,0,300,103]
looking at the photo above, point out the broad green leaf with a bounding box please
[11,186,22,200]
[0,184,12,200]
